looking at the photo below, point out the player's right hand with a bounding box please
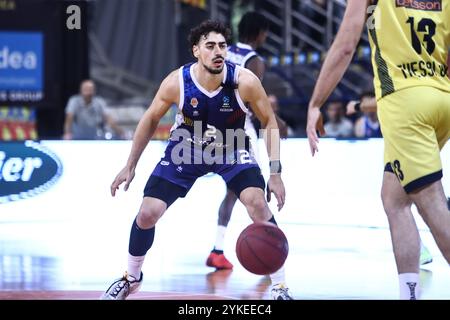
[110,166,135,197]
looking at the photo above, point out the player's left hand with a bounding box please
[306,106,325,156]
[267,174,285,211]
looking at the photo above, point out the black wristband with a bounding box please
[269,160,282,174]
[354,101,361,112]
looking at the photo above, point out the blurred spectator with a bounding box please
[323,101,353,138]
[354,110,382,138]
[353,92,382,138]
[63,80,125,140]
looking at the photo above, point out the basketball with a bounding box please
[236,222,289,275]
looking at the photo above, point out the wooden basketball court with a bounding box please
[0,218,449,300]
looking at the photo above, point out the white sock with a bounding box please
[399,273,420,300]
[270,265,286,287]
[214,225,227,251]
[127,253,145,280]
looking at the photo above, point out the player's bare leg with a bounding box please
[206,189,237,270]
[409,181,450,264]
[101,197,166,300]
[381,171,421,299]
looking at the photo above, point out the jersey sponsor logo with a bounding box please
[0,141,63,204]
[190,97,198,108]
[220,96,233,112]
[395,0,442,12]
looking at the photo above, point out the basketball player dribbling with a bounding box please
[306,0,450,299]
[206,12,289,271]
[101,20,293,300]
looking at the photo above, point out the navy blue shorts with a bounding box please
[143,141,264,207]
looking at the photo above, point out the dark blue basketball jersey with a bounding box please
[170,62,249,148]
[227,42,259,68]
[227,43,263,134]
[150,62,259,190]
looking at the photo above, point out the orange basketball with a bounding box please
[236,222,288,275]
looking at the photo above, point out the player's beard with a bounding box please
[203,63,223,75]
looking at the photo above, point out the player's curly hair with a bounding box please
[188,20,231,57]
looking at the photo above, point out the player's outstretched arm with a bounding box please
[238,69,285,211]
[306,0,370,156]
[110,70,179,196]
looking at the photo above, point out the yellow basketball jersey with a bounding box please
[369,0,450,100]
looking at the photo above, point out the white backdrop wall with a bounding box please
[1,139,449,293]
[2,139,449,227]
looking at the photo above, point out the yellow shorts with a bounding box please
[378,86,450,193]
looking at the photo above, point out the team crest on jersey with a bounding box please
[190,97,198,108]
[396,0,442,11]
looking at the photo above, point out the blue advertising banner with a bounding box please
[0,31,43,90]
[0,31,44,103]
